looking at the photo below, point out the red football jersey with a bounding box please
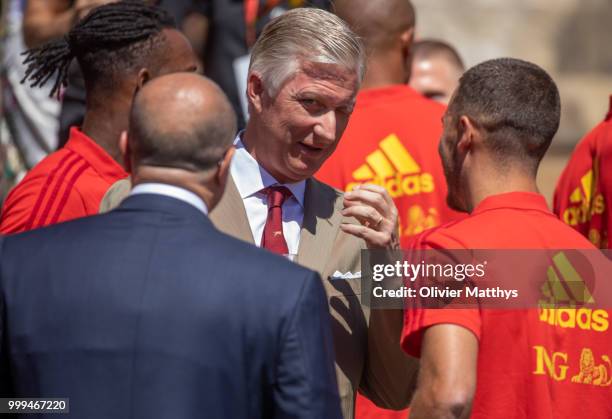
[317,85,462,248]
[402,192,610,419]
[0,128,128,233]
[554,95,612,249]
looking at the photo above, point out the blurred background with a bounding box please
[411,0,612,202]
[1,0,611,205]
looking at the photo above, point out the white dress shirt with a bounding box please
[130,183,209,215]
[231,136,305,254]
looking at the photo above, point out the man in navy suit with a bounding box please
[0,73,342,419]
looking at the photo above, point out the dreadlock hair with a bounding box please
[21,1,175,98]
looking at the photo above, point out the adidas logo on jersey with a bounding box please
[346,134,435,198]
[563,168,605,226]
[538,251,608,332]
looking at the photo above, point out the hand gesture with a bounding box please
[340,184,400,249]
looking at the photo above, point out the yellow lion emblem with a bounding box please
[571,348,612,386]
[403,206,439,236]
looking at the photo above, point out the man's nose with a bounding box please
[314,110,337,142]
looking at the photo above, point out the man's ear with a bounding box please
[119,131,132,173]
[216,146,236,187]
[400,27,415,51]
[457,115,476,154]
[246,72,266,114]
[400,27,415,82]
[136,68,152,92]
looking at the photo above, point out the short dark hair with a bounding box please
[21,1,175,97]
[413,38,464,71]
[448,58,560,169]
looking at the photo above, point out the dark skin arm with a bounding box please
[23,0,75,48]
[181,11,208,72]
[409,324,478,419]
[23,0,118,48]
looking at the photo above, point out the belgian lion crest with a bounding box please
[571,348,612,386]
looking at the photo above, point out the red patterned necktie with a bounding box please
[261,186,292,254]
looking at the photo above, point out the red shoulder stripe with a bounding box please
[34,153,82,228]
[49,161,89,225]
[24,151,77,231]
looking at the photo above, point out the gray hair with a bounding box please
[248,8,366,96]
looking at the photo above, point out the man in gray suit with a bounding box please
[102,8,418,418]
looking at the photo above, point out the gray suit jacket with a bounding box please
[210,176,418,419]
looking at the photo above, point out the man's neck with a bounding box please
[81,105,128,164]
[132,168,216,211]
[360,51,407,90]
[467,173,539,213]
[241,124,297,184]
[240,127,259,165]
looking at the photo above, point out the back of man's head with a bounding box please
[334,0,415,53]
[21,1,186,98]
[128,73,236,174]
[449,58,560,171]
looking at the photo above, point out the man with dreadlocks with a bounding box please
[0,1,198,234]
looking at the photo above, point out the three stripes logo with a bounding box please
[569,169,595,205]
[561,162,607,247]
[346,134,435,199]
[538,250,608,333]
[562,164,605,229]
[540,251,595,308]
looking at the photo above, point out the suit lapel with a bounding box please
[209,175,255,244]
[297,178,343,275]
[211,176,344,274]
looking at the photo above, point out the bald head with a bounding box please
[334,0,415,51]
[129,73,236,173]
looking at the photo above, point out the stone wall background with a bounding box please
[412,0,611,149]
[411,0,612,201]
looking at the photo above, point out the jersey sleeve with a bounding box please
[0,178,45,234]
[401,308,482,358]
[0,176,87,234]
[401,231,482,358]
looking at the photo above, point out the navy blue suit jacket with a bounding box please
[0,193,341,419]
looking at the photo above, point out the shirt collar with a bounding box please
[65,127,128,182]
[230,135,306,207]
[129,183,208,215]
[472,191,550,216]
[606,95,612,121]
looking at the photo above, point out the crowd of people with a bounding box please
[0,1,610,418]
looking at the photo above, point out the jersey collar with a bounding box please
[472,191,551,216]
[65,127,128,182]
